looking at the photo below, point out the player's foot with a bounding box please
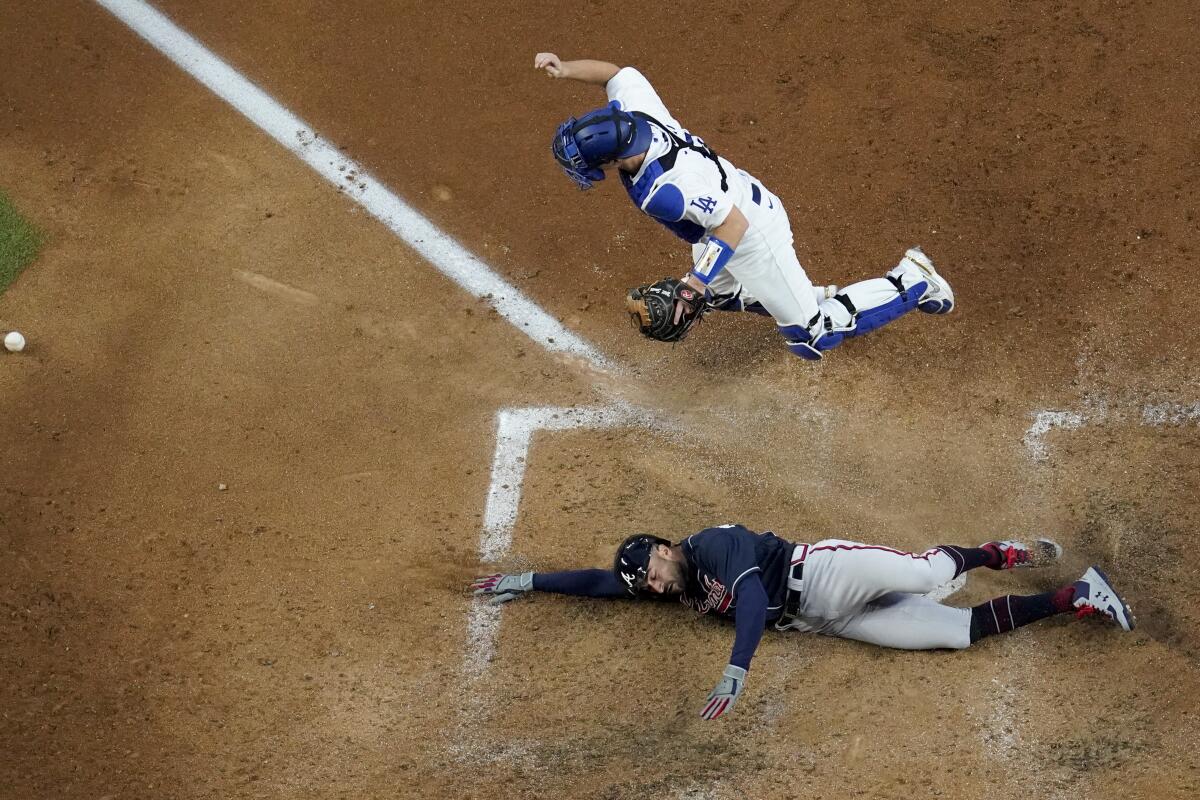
[981,538,1063,569]
[1072,566,1135,631]
[902,247,954,314]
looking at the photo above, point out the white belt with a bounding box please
[777,543,810,629]
[787,543,809,593]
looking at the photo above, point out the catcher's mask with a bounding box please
[552,102,652,190]
[613,534,673,596]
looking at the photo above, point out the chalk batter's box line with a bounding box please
[1024,399,1200,461]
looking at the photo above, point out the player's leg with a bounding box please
[800,538,1063,621]
[774,248,954,360]
[799,540,960,620]
[818,565,1134,651]
[703,266,772,317]
[970,566,1136,640]
[708,281,835,316]
[939,538,1063,578]
[821,592,973,650]
[717,211,823,318]
[713,204,843,351]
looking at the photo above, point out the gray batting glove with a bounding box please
[471,572,535,605]
[700,664,746,720]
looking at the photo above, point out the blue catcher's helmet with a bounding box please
[613,533,672,596]
[552,102,653,190]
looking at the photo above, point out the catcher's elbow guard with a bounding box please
[689,236,735,285]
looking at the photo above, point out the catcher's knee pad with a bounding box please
[778,320,834,360]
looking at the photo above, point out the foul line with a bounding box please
[94,0,610,370]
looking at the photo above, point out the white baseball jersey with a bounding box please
[605,67,941,345]
[605,68,823,328]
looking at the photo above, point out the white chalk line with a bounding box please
[457,403,673,765]
[1023,398,1200,461]
[466,403,669,680]
[93,0,610,370]
[479,404,672,561]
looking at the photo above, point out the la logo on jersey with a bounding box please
[684,574,732,615]
[691,196,718,214]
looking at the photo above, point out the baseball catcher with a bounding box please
[537,52,954,359]
[473,524,1134,721]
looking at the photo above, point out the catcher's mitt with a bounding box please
[626,278,707,343]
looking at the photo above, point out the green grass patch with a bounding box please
[0,191,44,295]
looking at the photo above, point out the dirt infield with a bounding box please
[2,1,1199,798]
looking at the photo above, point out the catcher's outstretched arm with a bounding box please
[711,204,749,249]
[534,53,620,86]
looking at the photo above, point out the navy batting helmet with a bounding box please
[552,102,652,190]
[613,533,672,596]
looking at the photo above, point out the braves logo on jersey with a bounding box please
[682,573,734,616]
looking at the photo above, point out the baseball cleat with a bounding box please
[982,538,1064,569]
[818,284,839,301]
[902,247,954,314]
[1072,566,1135,631]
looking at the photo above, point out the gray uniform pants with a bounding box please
[778,539,972,650]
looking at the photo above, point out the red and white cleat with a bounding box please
[981,538,1064,569]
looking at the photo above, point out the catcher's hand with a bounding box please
[471,572,534,605]
[626,278,707,343]
[700,664,746,720]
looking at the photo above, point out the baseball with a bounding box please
[4,331,25,353]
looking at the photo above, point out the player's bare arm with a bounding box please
[534,53,619,85]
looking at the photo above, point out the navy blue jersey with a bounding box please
[679,525,794,623]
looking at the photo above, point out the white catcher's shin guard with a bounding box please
[825,247,952,336]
